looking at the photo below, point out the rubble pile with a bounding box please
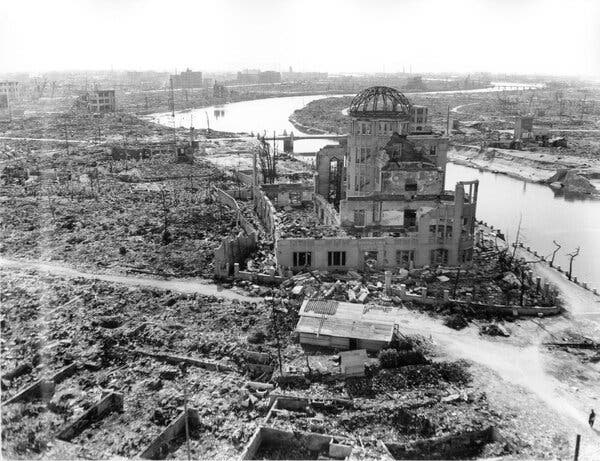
[277,204,345,239]
[264,341,512,457]
[0,268,277,459]
[0,153,246,276]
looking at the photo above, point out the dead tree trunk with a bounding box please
[567,247,580,281]
[550,240,561,267]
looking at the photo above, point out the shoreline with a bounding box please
[448,145,600,197]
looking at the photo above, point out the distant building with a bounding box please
[258,71,281,84]
[0,81,21,102]
[237,70,281,84]
[282,71,328,82]
[171,68,203,89]
[237,69,261,84]
[514,116,534,139]
[86,90,116,113]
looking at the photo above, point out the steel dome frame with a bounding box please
[348,86,412,118]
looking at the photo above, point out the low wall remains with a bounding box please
[253,186,278,240]
[212,186,258,277]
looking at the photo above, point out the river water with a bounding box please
[151,84,599,290]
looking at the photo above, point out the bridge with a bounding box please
[258,132,347,153]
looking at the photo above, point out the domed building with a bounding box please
[276,86,478,271]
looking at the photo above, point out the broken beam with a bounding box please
[138,408,199,460]
[56,392,123,441]
[2,379,55,405]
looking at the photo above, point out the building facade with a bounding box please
[171,69,203,89]
[0,81,20,103]
[275,86,478,272]
[86,90,116,113]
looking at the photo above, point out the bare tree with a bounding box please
[567,247,580,281]
[550,240,561,267]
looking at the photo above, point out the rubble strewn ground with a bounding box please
[2,78,600,460]
[0,268,272,459]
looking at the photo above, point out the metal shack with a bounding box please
[294,299,397,352]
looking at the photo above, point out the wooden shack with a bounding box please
[294,300,396,352]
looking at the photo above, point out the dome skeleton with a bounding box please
[348,86,412,118]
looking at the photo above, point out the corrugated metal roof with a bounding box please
[295,316,393,343]
[304,300,338,315]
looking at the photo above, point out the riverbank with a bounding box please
[449,145,600,196]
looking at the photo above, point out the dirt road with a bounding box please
[0,257,258,303]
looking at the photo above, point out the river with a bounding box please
[151,83,599,290]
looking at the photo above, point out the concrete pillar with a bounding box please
[421,288,428,300]
[544,282,550,297]
[582,282,587,290]
[234,263,240,277]
[536,277,541,292]
[557,266,562,272]
[594,289,598,295]
[384,270,392,294]
[574,276,578,284]
[399,284,407,297]
[443,290,450,302]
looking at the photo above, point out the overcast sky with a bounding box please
[1,0,599,77]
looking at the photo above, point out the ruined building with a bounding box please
[171,68,203,89]
[275,86,478,271]
[78,89,116,113]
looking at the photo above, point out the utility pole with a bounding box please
[170,76,177,154]
[573,434,581,461]
[511,214,523,260]
[64,122,70,155]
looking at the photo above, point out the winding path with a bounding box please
[0,257,258,303]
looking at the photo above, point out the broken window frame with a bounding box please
[405,181,418,192]
[327,251,346,267]
[353,209,366,226]
[293,252,312,267]
[395,250,415,268]
[430,248,449,266]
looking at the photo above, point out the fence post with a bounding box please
[574,434,581,461]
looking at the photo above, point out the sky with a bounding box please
[1,0,599,77]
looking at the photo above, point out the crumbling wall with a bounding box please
[214,232,257,278]
[253,186,278,239]
[384,426,498,460]
[211,186,256,236]
[233,169,255,186]
[314,194,341,226]
[211,186,258,277]
[381,169,444,196]
[260,183,313,206]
